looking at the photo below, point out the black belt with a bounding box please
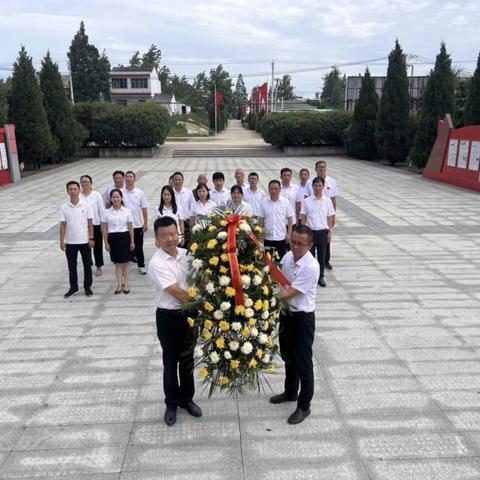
[156,307,182,313]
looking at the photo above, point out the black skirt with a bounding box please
[108,231,132,263]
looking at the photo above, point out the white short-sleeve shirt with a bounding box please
[59,199,93,244]
[80,191,104,226]
[101,206,133,233]
[243,187,267,216]
[260,196,294,241]
[148,247,191,309]
[281,250,319,313]
[174,187,195,219]
[210,189,230,206]
[122,187,149,228]
[280,183,299,217]
[300,195,335,230]
[190,199,216,219]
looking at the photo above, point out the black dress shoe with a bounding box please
[325,262,333,270]
[318,277,327,287]
[269,392,298,404]
[180,401,202,417]
[287,407,311,425]
[64,288,78,298]
[85,288,93,297]
[164,408,177,426]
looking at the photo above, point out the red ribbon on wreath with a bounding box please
[226,215,290,306]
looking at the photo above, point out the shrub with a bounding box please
[259,111,352,148]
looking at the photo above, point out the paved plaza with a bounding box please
[1,131,480,479]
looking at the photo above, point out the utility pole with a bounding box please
[214,82,217,134]
[270,60,274,114]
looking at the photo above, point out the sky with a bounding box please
[1,0,479,98]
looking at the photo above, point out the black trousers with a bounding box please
[325,234,331,265]
[156,308,197,410]
[279,310,315,410]
[264,239,287,260]
[133,228,145,268]
[65,243,92,290]
[310,229,328,279]
[92,224,104,268]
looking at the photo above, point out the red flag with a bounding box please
[258,82,268,111]
[215,91,224,110]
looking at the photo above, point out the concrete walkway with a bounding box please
[0,142,480,479]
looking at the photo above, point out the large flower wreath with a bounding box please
[185,207,289,395]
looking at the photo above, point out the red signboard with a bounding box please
[0,128,12,186]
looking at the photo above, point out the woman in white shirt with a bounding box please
[190,183,216,226]
[227,185,252,215]
[157,185,185,243]
[101,189,135,294]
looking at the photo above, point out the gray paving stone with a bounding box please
[46,387,139,406]
[0,427,22,451]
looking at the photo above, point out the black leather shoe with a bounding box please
[85,288,93,297]
[164,408,177,426]
[318,277,327,287]
[269,392,298,404]
[325,262,333,270]
[180,401,202,417]
[64,288,78,298]
[287,407,311,425]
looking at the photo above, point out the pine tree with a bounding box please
[39,51,85,160]
[347,68,379,160]
[410,42,455,169]
[0,78,11,124]
[321,67,345,109]
[98,51,111,101]
[8,46,54,169]
[232,74,248,119]
[375,39,410,165]
[465,52,480,125]
[276,75,295,101]
[129,51,142,67]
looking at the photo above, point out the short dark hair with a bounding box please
[172,171,184,179]
[195,183,210,200]
[125,170,136,178]
[154,216,177,236]
[312,176,325,186]
[299,168,309,175]
[280,168,292,176]
[80,175,92,183]
[248,172,259,178]
[315,160,327,168]
[112,170,124,177]
[293,224,313,243]
[268,179,281,188]
[212,172,225,181]
[230,185,243,195]
[66,181,80,189]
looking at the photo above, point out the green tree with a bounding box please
[0,78,11,124]
[142,44,162,70]
[39,51,86,161]
[410,42,455,169]
[232,74,248,119]
[453,75,471,127]
[375,39,411,165]
[129,51,142,68]
[321,67,345,109]
[164,74,195,106]
[276,74,295,101]
[8,46,54,169]
[347,68,379,160]
[68,21,111,102]
[465,53,480,125]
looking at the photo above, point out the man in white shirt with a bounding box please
[260,180,293,259]
[280,167,299,225]
[300,177,335,287]
[270,225,319,425]
[231,168,248,189]
[59,181,94,298]
[80,175,104,277]
[103,170,125,208]
[209,172,230,206]
[243,172,266,216]
[148,216,202,426]
[295,168,310,223]
[172,171,195,244]
[122,171,149,274]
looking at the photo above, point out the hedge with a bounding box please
[73,102,170,147]
[259,111,352,148]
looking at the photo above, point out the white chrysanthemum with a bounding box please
[250,327,258,337]
[263,265,270,273]
[229,341,239,351]
[217,231,228,240]
[240,341,253,355]
[220,301,231,311]
[232,322,242,331]
[252,274,262,286]
[241,274,251,287]
[239,221,251,232]
[258,333,268,344]
[192,259,203,270]
[223,351,232,360]
[270,297,277,307]
[244,298,253,307]
[261,311,269,320]
[192,224,203,233]
[244,308,254,318]
[263,353,271,363]
[219,275,231,286]
[194,346,203,358]
[213,310,224,320]
[205,282,215,294]
[210,351,220,363]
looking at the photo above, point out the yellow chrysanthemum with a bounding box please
[208,226,216,232]
[263,321,270,331]
[208,213,217,219]
[219,321,230,331]
[249,358,258,368]
[239,265,247,273]
[204,268,213,276]
[225,287,236,297]
[199,367,209,378]
[263,300,269,311]
[190,242,198,253]
[254,250,261,256]
[266,365,275,374]
[220,220,228,227]
[219,266,228,274]
[267,337,273,347]
[209,256,219,266]
[248,318,257,326]
[187,317,195,327]
[241,327,250,337]
[204,319,213,330]
[219,376,230,385]
[262,286,269,296]
[188,287,198,298]
[215,337,225,349]
[247,264,254,272]
[207,239,218,249]
[220,253,229,262]
[255,226,263,233]
[230,359,240,369]
[222,242,228,250]
[235,305,245,315]
[256,349,263,359]
[224,210,233,216]
[204,302,214,313]
[203,331,212,341]
[254,299,263,311]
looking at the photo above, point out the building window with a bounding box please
[131,78,148,89]
[112,78,128,89]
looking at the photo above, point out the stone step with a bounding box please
[172,147,284,158]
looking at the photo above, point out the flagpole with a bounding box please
[214,83,217,135]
